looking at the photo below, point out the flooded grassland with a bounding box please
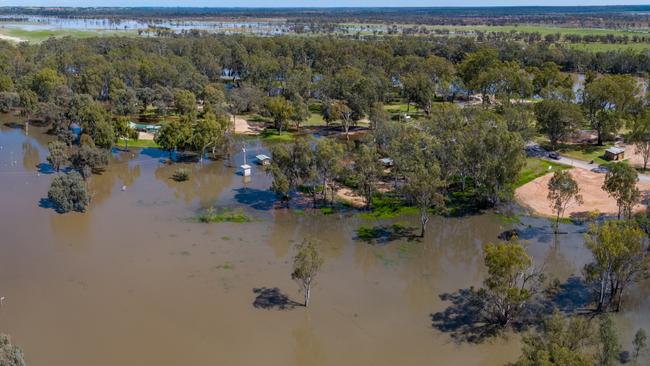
[0,113,648,366]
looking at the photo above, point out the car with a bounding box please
[548,152,560,160]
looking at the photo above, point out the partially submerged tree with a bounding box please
[113,117,135,151]
[69,145,109,180]
[547,170,583,233]
[583,221,648,312]
[291,239,324,308]
[479,239,543,327]
[155,119,190,160]
[602,163,640,219]
[0,334,26,366]
[47,140,68,172]
[314,138,345,204]
[402,163,444,237]
[47,172,90,213]
[515,311,597,366]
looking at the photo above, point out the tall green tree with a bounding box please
[314,138,345,204]
[265,96,294,134]
[630,111,650,171]
[479,239,543,327]
[515,311,596,366]
[47,172,90,213]
[582,75,637,145]
[602,163,640,219]
[535,100,584,149]
[291,239,324,308]
[155,120,191,160]
[354,144,382,210]
[584,221,648,312]
[47,140,68,173]
[547,170,583,233]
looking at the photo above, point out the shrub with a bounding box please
[172,168,190,182]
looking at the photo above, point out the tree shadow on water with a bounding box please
[252,287,302,310]
[430,288,501,344]
[354,223,420,244]
[234,188,277,211]
[431,277,594,344]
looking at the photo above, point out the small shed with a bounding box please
[240,164,251,177]
[256,154,271,166]
[605,147,625,161]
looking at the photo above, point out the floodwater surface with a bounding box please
[0,113,648,366]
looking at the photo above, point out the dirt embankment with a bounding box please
[515,168,650,217]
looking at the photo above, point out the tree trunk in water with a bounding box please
[304,286,310,307]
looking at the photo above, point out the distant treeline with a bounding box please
[3,6,650,28]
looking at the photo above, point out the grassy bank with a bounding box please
[515,157,572,188]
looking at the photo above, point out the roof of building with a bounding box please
[605,147,625,155]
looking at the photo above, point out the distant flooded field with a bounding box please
[0,112,647,365]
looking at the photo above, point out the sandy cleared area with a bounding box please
[232,115,261,135]
[515,168,650,217]
[335,187,366,208]
[0,34,24,43]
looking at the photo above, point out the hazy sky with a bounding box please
[4,1,650,7]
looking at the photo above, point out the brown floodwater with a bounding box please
[0,113,648,366]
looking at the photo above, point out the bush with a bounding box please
[172,168,190,182]
[47,172,90,213]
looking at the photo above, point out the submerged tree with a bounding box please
[583,221,648,312]
[291,239,324,308]
[0,334,26,366]
[602,163,639,219]
[69,145,109,180]
[515,311,597,366]
[313,138,345,204]
[47,140,68,172]
[155,119,190,160]
[547,170,583,233]
[47,172,90,213]
[479,239,543,327]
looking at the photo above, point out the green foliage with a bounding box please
[47,172,90,213]
[47,140,68,172]
[195,207,252,223]
[0,334,26,366]
[535,99,584,149]
[515,311,596,366]
[602,163,640,219]
[291,239,324,307]
[265,96,293,134]
[155,120,191,158]
[583,220,648,312]
[171,168,190,182]
[547,170,583,232]
[479,239,542,327]
[69,145,109,179]
[598,315,621,366]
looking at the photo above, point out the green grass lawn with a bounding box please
[554,143,611,165]
[0,28,137,43]
[515,157,572,188]
[121,139,160,148]
[567,43,650,52]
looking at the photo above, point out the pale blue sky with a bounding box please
[3,1,650,7]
